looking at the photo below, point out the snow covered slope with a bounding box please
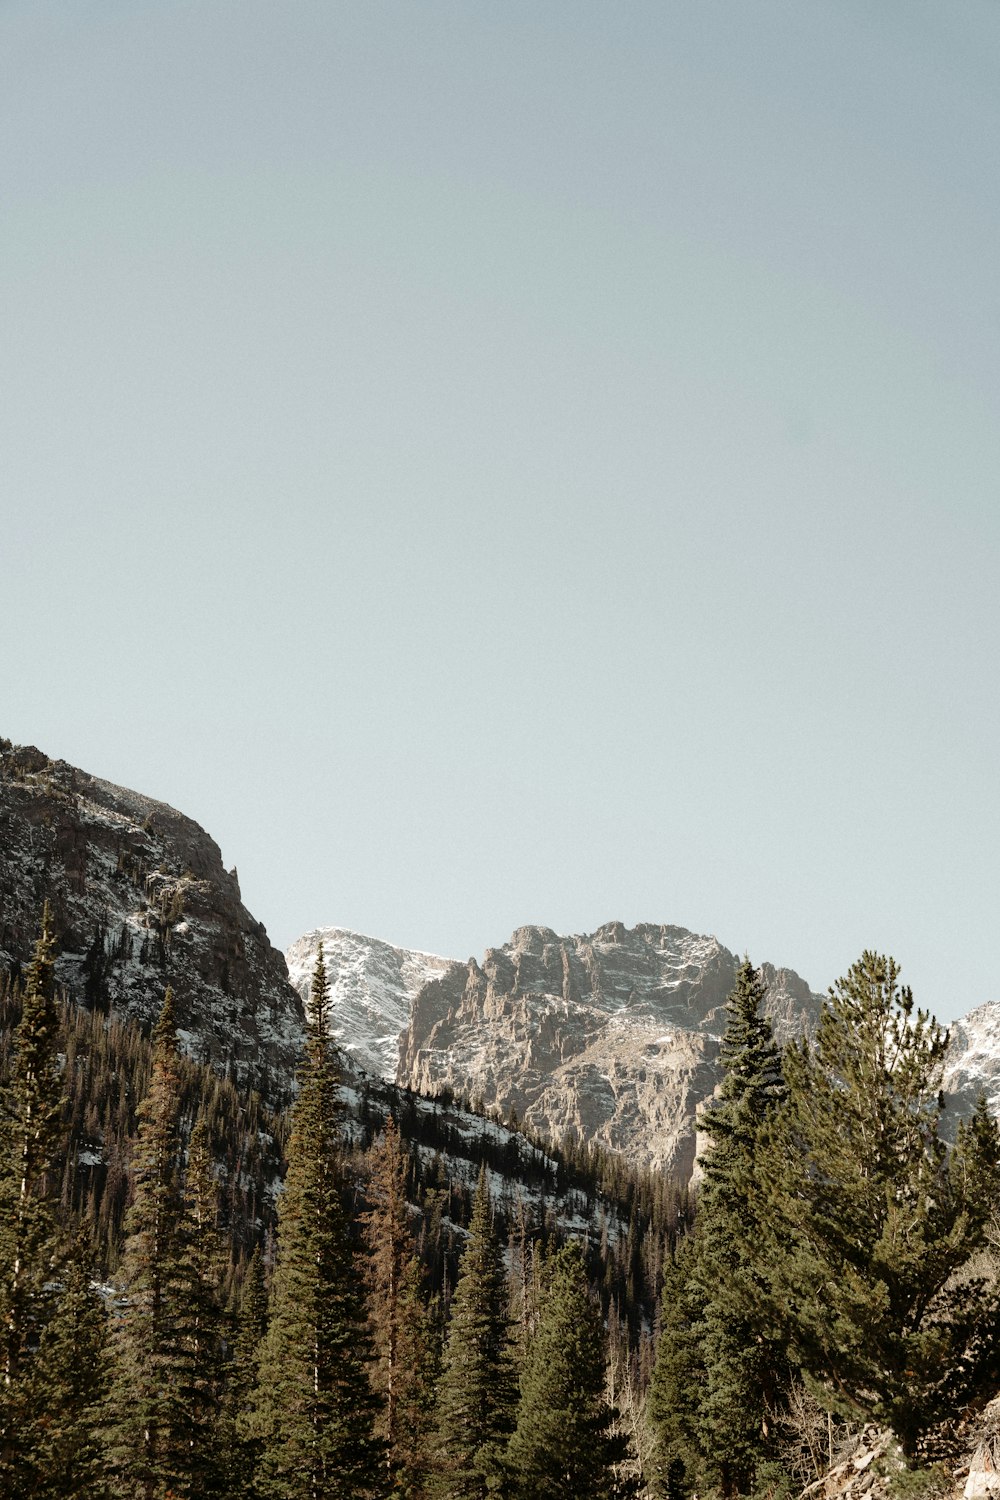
[285,927,454,1080]
[944,1002,1000,1119]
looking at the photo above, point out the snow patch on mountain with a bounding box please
[944,1002,1000,1118]
[285,927,456,1080]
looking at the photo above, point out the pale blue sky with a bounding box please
[3,1,999,1021]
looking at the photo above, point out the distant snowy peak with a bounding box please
[944,1002,1000,1118]
[284,927,456,1080]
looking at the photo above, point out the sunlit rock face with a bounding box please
[0,739,304,1107]
[397,921,823,1178]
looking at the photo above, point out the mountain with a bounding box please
[6,735,992,1180]
[394,921,823,1176]
[285,927,453,1079]
[282,921,826,1178]
[0,738,304,1106]
[943,1002,1000,1119]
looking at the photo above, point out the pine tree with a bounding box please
[691,960,789,1495]
[0,906,66,1495]
[0,906,62,1378]
[173,1109,226,1496]
[645,1236,705,1500]
[755,952,1000,1461]
[108,986,214,1498]
[226,1246,268,1500]
[505,1240,631,1500]
[29,1234,111,1500]
[430,1167,517,1500]
[647,962,788,1498]
[249,946,385,1499]
[362,1116,438,1497]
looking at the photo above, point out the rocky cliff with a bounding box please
[0,739,304,1105]
[397,921,824,1176]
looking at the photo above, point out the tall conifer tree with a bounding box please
[0,906,62,1383]
[505,1240,631,1500]
[431,1167,516,1500]
[362,1116,437,1498]
[0,907,69,1495]
[754,952,1000,1461]
[249,945,384,1499]
[108,986,216,1499]
[648,962,788,1497]
[226,1246,268,1499]
[29,1235,111,1500]
[174,1109,226,1495]
[645,1236,705,1499]
[692,960,788,1495]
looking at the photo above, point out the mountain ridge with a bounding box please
[285,925,454,1079]
[394,919,824,1174]
[3,736,995,1180]
[0,738,304,1108]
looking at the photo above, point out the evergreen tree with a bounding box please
[226,1246,268,1499]
[648,962,788,1498]
[362,1116,438,1497]
[0,906,66,1495]
[755,952,1000,1460]
[0,907,62,1378]
[29,1234,111,1500]
[173,1109,227,1496]
[108,986,215,1499]
[430,1167,517,1499]
[249,946,385,1498]
[505,1240,632,1500]
[691,960,789,1496]
[645,1236,705,1500]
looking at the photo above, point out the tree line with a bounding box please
[0,912,642,1498]
[645,956,1000,1497]
[3,906,999,1497]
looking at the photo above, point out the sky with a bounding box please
[3,1,999,1023]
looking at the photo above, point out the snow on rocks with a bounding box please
[284,927,456,1081]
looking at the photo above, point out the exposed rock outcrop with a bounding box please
[397,921,823,1176]
[0,739,304,1105]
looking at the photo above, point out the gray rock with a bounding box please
[397,921,823,1176]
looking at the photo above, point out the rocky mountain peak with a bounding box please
[0,738,304,1106]
[942,1001,1000,1119]
[397,921,824,1176]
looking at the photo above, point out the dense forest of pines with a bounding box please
[3,907,1000,1498]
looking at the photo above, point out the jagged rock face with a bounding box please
[0,740,304,1105]
[285,927,453,1080]
[397,921,823,1177]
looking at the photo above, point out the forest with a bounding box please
[2,907,1000,1500]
